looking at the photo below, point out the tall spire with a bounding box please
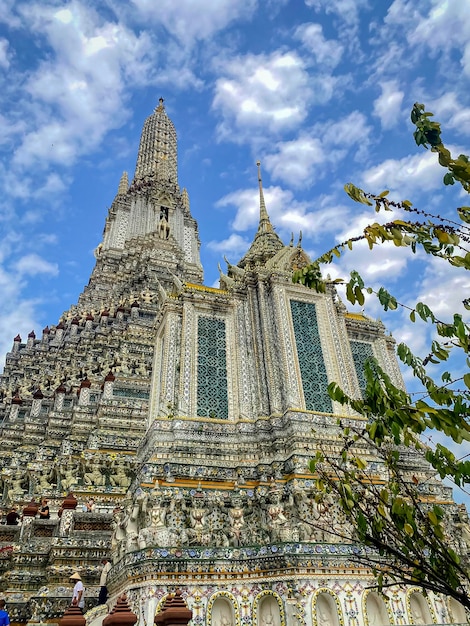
[80,98,204,310]
[237,161,284,269]
[134,97,178,182]
[257,160,270,227]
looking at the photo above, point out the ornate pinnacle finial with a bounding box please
[156,97,165,112]
[182,188,190,212]
[118,171,129,196]
[256,160,270,224]
[236,160,284,270]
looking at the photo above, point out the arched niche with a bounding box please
[448,598,468,624]
[208,592,238,626]
[313,591,341,626]
[254,592,284,626]
[409,592,433,625]
[365,591,391,626]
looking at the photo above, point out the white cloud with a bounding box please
[412,1,470,72]
[0,247,57,368]
[264,111,371,187]
[373,80,404,130]
[34,172,70,198]
[361,151,443,198]
[207,233,251,256]
[215,184,350,247]
[304,0,370,57]
[295,22,344,68]
[10,2,154,170]
[0,0,203,196]
[305,0,369,26]
[0,1,22,28]
[264,135,324,187]
[416,255,470,322]
[216,188,264,231]
[0,297,41,370]
[331,220,415,284]
[385,0,470,75]
[14,253,59,277]
[0,38,10,69]
[0,114,26,149]
[429,92,470,137]
[320,110,371,150]
[316,205,428,344]
[392,320,428,360]
[131,0,257,45]
[0,0,211,208]
[213,50,313,139]
[384,0,421,28]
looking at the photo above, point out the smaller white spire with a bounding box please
[182,188,190,212]
[118,171,129,195]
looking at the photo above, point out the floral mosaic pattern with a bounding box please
[349,341,375,397]
[197,316,228,419]
[290,300,332,413]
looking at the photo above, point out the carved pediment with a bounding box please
[265,246,312,273]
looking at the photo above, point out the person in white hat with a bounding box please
[69,573,84,611]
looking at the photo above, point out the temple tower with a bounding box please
[0,101,466,626]
[77,98,202,314]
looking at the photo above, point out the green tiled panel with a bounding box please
[290,300,332,413]
[350,340,375,396]
[197,316,229,419]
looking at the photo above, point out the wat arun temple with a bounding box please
[0,100,468,626]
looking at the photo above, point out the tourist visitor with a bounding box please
[5,507,20,525]
[39,499,50,519]
[70,573,85,611]
[84,498,95,513]
[0,599,10,625]
[98,558,111,604]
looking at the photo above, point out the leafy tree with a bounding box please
[293,103,470,608]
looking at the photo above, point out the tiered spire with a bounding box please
[134,97,178,182]
[77,96,203,312]
[238,161,284,269]
[118,172,129,195]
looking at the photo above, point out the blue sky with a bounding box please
[0,1,469,498]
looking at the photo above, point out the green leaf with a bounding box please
[404,523,414,537]
[354,456,367,470]
[297,104,470,603]
[355,286,365,306]
[377,287,397,311]
[457,206,470,224]
[344,183,373,206]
